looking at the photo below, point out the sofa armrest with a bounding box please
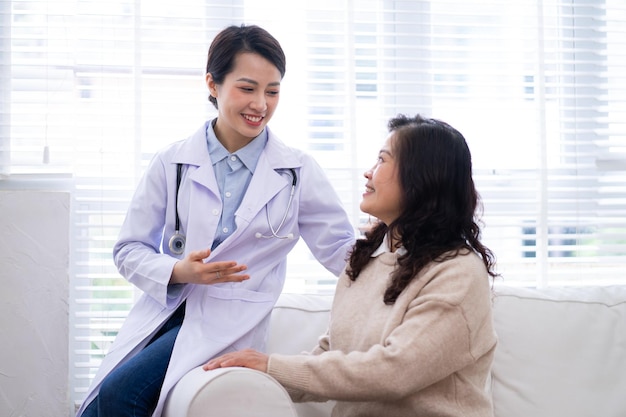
[163,366,298,417]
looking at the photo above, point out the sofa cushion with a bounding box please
[268,293,334,355]
[268,293,335,417]
[491,285,626,417]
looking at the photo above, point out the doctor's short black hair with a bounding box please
[206,24,286,109]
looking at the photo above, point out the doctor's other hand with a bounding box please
[170,248,249,285]
[202,349,269,373]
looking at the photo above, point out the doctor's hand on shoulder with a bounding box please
[169,248,249,285]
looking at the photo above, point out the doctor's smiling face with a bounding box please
[204,25,286,152]
[207,52,282,151]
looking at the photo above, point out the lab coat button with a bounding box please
[212,209,219,215]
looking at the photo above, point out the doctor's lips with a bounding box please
[243,114,264,123]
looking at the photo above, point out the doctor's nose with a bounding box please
[250,93,267,112]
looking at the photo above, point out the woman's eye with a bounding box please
[267,90,279,96]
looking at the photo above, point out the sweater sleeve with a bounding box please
[267,254,496,402]
[270,329,332,403]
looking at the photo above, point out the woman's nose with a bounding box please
[250,93,267,111]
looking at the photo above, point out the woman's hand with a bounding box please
[202,349,269,373]
[170,248,249,285]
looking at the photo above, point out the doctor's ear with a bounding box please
[206,73,218,97]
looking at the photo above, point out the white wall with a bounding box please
[0,190,70,417]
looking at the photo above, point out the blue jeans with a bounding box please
[81,303,185,417]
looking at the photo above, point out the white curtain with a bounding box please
[1,0,625,411]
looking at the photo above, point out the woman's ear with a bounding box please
[206,73,218,98]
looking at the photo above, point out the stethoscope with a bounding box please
[168,164,297,255]
[168,163,186,255]
[255,168,297,240]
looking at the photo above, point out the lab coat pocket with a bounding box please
[190,285,276,346]
[203,284,276,303]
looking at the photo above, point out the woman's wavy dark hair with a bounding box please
[206,24,286,108]
[346,114,497,304]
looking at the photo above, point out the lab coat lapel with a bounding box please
[219,131,300,247]
[187,162,219,195]
[234,130,301,227]
[181,163,222,253]
[236,157,286,225]
[170,123,219,195]
[171,124,223,252]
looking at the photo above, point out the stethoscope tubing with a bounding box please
[262,168,297,239]
[169,165,298,253]
[174,163,183,233]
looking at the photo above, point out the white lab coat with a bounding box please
[77,122,355,417]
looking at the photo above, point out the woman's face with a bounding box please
[206,52,281,148]
[360,134,404,225]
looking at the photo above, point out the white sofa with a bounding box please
[164,284,626,417]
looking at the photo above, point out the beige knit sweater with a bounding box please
[268,249,497,417]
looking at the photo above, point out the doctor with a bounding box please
[77,24,355,417]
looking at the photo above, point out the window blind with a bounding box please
[1,0,625,412]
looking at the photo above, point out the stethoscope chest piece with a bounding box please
[169,232,186,255]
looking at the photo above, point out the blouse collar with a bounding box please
[371,233,407,257]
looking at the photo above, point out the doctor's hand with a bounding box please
[202,349,269,373]
[170,248,249,285]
